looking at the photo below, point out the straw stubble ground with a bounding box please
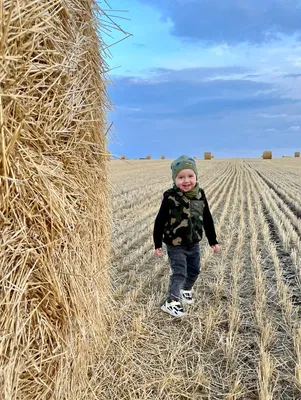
[98,158,301,400]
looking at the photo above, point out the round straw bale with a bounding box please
[161,155,166,159]
[204,152,212,160]
[120,155,126,160]
[146,155,151,159]
[1,2,111,398]
[263,151,272,159]
[295,152,300,157]
[105,151,111,161]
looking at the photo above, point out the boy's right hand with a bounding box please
[155,248,163,257]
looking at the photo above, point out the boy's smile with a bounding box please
[175,169,197,192]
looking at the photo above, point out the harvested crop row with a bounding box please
[101,159,301,400]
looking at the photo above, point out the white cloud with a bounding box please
[287,56,301,67]
[288,125,301,131]
[257,113,288,118]
[211,44,230,56]
[265,128,278,132]
[118,106,142,112]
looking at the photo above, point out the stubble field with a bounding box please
[98,158,301,400]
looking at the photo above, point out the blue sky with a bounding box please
[99,0,301,158]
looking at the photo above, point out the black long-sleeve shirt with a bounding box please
[153,190,218,249]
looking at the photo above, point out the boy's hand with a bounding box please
[155,248,163,257]
[211,244,220,253]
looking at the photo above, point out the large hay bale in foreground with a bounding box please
[204,152,212,160]
[1,1,111,398]
[295,152,300,157]
[263,151,272,159]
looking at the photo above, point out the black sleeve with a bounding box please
[202,190,218,246]
[153,194,169,249]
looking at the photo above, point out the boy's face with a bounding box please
[175,169,197,192]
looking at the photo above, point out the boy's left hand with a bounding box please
[211,244,220,253]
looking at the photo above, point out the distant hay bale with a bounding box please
[120,155,126,160]
[204,152,212,160]
[161,155,166,159]
[1,1,112,398]
[146,155,151,159]
[263,151,272,159]
[295,152,300,157]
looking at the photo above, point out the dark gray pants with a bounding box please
[166,243,201,301]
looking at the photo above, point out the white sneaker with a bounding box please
[180,290,194,305]
[160,300,186,317]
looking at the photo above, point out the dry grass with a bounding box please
[103,158,301,399]
[0,1,117,398]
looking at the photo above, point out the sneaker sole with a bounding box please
[160,305,186,318]
[182,299,194,305]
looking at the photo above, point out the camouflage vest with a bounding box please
[163,187,205,246]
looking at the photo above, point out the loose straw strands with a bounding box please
[0,1,121,398]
